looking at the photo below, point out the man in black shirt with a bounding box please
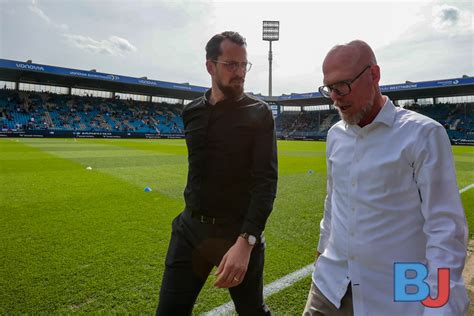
[156,31,278,315]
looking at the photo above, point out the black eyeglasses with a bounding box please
[213,60,252,73]
[318,65,372,98]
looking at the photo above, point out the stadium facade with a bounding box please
[0,58,473,144]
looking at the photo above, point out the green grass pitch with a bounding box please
[1,138,472,314]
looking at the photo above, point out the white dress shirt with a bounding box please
[313,98,469,316]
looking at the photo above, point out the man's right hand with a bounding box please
[214,237,253,288]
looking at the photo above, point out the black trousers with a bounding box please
[156,209,271,315]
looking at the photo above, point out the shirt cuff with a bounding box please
[240,221,262,241]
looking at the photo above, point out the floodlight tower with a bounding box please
[262,21,279,97]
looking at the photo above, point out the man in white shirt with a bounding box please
[303,40,469,316]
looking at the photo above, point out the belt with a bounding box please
[190,211,238,225]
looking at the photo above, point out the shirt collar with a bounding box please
[372,97,396,128]
[203,89,245,106]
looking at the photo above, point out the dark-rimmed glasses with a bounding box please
[213,60,252,73]
[318,65,372,98]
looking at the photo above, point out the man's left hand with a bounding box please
[214,236,253,288]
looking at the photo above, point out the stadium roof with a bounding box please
[1,58,473,105]
[0,58,207,100]
[274,76,474,106]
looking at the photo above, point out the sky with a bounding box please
[0,0,473,96]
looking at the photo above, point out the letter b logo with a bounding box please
[394,263,450,308]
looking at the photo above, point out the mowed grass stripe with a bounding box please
[21,138,189,201]
[0,139,472,315]
[0,140,181,313]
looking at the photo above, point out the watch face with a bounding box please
[248,235,257,245]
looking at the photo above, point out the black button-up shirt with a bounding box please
[182,90,278,237]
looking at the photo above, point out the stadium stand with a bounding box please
[404,102,474,141]
[0,88,472,142]
[0,89,184,135]
[275,110,338,139]
[1,59,472,143]
[275,102,474,141]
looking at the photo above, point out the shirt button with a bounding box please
[352,181,356,187]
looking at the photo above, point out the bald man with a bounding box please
[303,40,469,315]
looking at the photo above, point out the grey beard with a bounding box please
[337,101,374,125]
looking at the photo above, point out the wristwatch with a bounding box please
[239,233,257,246]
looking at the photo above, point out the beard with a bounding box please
[216,77,244,99]
[336,100,374,125]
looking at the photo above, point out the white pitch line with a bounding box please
[203,183,474,315]
[203,264,314,316]
[460,183,474,194]
[262,264,314,297]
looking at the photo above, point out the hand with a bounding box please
[214,237,253,288]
